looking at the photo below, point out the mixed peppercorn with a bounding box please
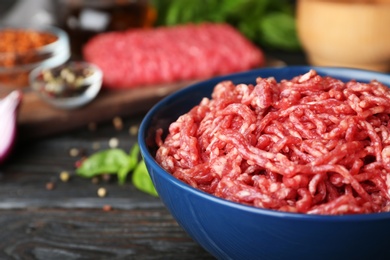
[35,64,94,99]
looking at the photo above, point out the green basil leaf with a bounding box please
[132,160,158,197]
[129,143,140,169]
[76,148,130,178]
[259,12,301,51]
[117,165,130,185]
[118,144,140,185]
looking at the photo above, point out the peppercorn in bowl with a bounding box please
[0,26,70,88]
[139,66,390,260]
[30,61,103,109]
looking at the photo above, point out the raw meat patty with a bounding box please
[83,23,265,89]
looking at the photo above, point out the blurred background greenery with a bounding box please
[0,0,300,53]
[151,0,301,52]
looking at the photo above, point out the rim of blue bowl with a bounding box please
[139,65,390,222]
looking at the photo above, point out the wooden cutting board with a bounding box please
[1,81,195,141]
[1,58,284,141]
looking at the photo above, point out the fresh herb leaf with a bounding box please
[118,144,140,184]
[150,0,301,52]
[76,148,130,178]
[259,12,301,51]
[129,143,140,169]
[75,144,158,196]
[132,160,158,197]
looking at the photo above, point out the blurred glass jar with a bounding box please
[55,0,156,58]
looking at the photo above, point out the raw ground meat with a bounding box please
[155,69,390,215]
[83,23,264,89]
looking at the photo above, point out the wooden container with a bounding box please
[296,0,390,72]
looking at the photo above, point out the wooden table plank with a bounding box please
[1,114,148,206]
[0,208,214,260]
[0,114,215,259]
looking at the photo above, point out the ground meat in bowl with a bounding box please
[155,70,390,215]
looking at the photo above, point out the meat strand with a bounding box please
[156,70,390,215]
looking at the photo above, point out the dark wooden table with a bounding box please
[0,51,307,260]
[0,113,215,260]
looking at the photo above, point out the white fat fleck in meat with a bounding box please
[247,160,255,166]
[237,190,251,198]
[298,69,316,83]
[269,183,278,193]
[278,187,292,200]
[200,97,210,106]
[161,157,175,170]
[368,106,385,115]
[382,146,390,164]
[266,77,276,84]
[337,205,349,214]
[172,133,180,140]
[386,174,390,198]
[224,179,234,188]
[211,157,228,178]
[160,147,169,156]
[359,100,369,108]
[379,125,390,144]
[236,83,251,101]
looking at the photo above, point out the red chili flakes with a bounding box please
[0,29,57,67]
[75,156,87,168]
[0,29,58,87]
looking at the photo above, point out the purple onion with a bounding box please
[0,90,22,164]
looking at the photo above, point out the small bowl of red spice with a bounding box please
[0,26,70,88]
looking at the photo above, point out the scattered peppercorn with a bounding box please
[75,156,87,168]
[102,204,112,211]
[69,148,80,157]
[97,187,107,197]
[102,174,112,182]
[59,171,71,182]
[113,116,123,130]
[45,181,55,190]
[92,142,100,150]
[129,125,139,136]
[91,176,100,184]
[88,122,97,131]
[108,137,119,148]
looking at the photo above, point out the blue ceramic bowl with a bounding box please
[138,66,390,260]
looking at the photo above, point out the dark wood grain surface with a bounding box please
[0,114,214,260]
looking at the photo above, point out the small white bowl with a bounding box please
[29,61,103,109]
[0,25,70,88]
